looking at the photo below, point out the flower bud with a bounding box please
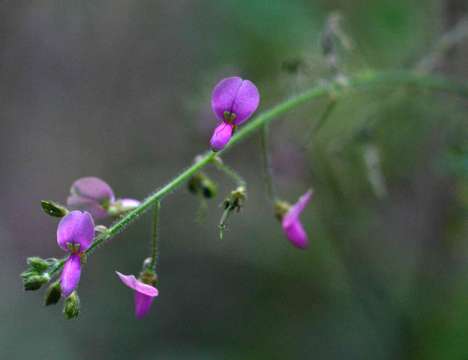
[219,186,247,239]
[223,186,247,212]
[63,291,80,319]
[41,200,69,218]
[188,173,217,199]
[44,281,62,306]
[23,273,50,291]
[27,257,50,272]
[139,269,158,287]
[274,200,291,221]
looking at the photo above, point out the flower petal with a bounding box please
[134,291,154,318]
[211,77,243,122]
[282,190,313,228]
[115,272,159,297]
[70,177,115,204]
[57,211,95,252]
[231,80,260,125]
[67,195,109,219]
[115,198,141,211]
[60,254,82,297]
[282,219,309,249]
[210,122,234,152]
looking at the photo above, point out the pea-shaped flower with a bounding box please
[67,177,140,219]
[276,190,313,249]
[210,77,260,151]
[57,211,95,296]
[116,272,159,318]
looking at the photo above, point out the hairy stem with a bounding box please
[150,201,161,270]
[49,70,468,277]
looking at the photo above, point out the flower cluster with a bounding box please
[21,75,315,321]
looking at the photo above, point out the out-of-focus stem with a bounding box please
[212,157,245,187]
[259,124,276,202]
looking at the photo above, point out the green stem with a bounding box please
[212,158,245,187]
[259,124,276,202]
[49,70,468,277]
[150,201,161,270]
[304,98,337,147]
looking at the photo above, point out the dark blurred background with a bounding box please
[1,0,468,359]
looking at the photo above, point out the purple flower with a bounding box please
[116,271,159,318]
[282,190,313,249]
[57,211,95,296]
[210,76,260,151]
[67,177,140,219]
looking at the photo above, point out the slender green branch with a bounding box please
[150,201,161,270]
[212,157,245,187]
[259,124,276,202]
[303,98,338,148]
[49,70,468,277]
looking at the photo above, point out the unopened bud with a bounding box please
[23,273,50,291]
[41,200,69,217]
[27,257,49,272]
[139,269,158,287]
[274,200,291,221]
[223,186,247,212]
[63,291,80,319]
[188,172,218,199]
[44,281,61,306]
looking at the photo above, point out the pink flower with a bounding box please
[282,190,313,249]
[67,177,140,219]
[209,76,260,151]
[57,211,95,296]
[116,271,159,318]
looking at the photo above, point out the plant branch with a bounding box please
[49,70,468,277]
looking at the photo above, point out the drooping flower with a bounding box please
[67,177,140,219]
[57,211,95,296]
[210,76,260,151]
[277,190,313,249]
[116,271,159,318]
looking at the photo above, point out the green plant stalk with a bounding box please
[48,70,468,277]
[150,201,161,270]
[213,158,246,187]
[259,124,276,202]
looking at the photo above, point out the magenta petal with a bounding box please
[134,291,154,318]
[70,177,115,203]
[57,211,95,252]
[283,190,313,225]
[61,254,81,297]
[282,219,309,249]
[211,77,260,125]
[230,80,260,125]
[282,190,313,249]
[210,122,233,151]
[67,195,109,219]
[116,272,159,297]
[211,77,243,122]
